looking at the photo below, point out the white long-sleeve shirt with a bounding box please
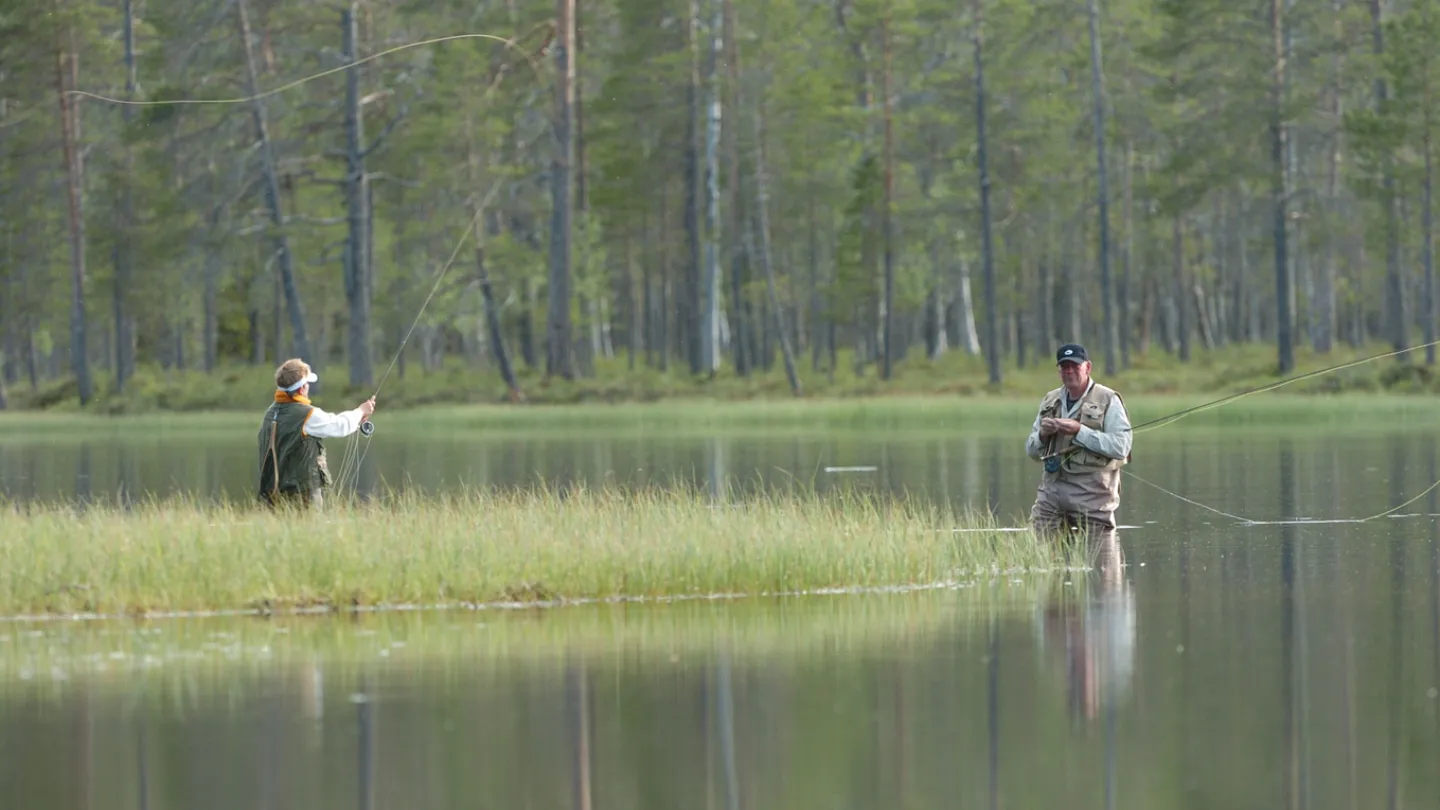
[301,405,367,439]
[1025,390,1133,462]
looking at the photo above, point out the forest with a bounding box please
[1,0,1438,407]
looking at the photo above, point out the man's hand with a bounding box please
[358,397,376,419]
[1039,417,1058,439]
[1052,418,1082,435]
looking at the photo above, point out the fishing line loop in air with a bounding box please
[0,30,542,132]
[9,27,540,499]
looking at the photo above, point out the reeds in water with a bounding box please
[1,486,1079,617]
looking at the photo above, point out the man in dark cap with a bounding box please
[1024,343,1132,534]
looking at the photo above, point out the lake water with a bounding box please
[1,421,1439,807]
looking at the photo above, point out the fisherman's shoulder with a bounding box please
[1090,381,1126,406]
[1038,386,1065,407]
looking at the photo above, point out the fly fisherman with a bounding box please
[258,358,376,510]
[1025,343,1133,535]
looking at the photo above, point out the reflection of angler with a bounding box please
[1037,537,1136,721]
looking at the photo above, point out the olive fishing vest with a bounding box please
[257,400,332,499]
[1039,382,1128,475]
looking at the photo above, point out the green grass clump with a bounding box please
[0,488,1077,618]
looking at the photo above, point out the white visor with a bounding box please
[281,371,318,393]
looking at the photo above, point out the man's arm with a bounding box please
[1025,407,1049,461]
[1071,398,1132,460]
[302,406,364,439]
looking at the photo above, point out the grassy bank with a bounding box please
[0,487,1076,618]
[7,341,1440,414]
[2,390,1431,443]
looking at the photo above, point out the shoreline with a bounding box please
[4,342,1435,415]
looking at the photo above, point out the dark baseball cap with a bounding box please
[1056,343,1088,365]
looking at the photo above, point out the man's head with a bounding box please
[275,358,318,396]
[1055,343,1091,393]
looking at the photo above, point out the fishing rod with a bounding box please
[329,206,486,497]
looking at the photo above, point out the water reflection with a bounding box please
[1038,532,1134,725]
[6,429,1440,807]
[11,430,1440,535]
[0,532,1437,810]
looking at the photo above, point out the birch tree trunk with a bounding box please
[700,0,723,375]
[957,257,982,354]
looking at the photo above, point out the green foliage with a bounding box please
[2,0,1440,410]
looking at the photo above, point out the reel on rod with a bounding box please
[360,420,376,437]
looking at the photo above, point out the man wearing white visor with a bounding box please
[258,358,376,509]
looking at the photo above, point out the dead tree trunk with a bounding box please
[1120,143,1134,368]
[724,0,748,375]
[461,114,520,399]
[880,13,896,380]
[237,0,313,372]
[682,0,703,374]
[546,0,576,378]
[342,4,374,387]
[1317,0,1342,355]
[973,0,1000,384]
[115,0,136,392]
[751,91,802,396]
[1173,212,1190,361]
[1372,0,1407,357]
[1271,0,1294,374]
[1086,0,1116,376]
[203,192,221,373]
[54,23,91,404]
[1424,58,1436,365]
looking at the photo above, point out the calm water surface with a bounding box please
[1,425,1439,807]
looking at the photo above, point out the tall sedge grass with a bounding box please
[0,486,1079,617]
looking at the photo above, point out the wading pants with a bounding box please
[1030,468,1120,535]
